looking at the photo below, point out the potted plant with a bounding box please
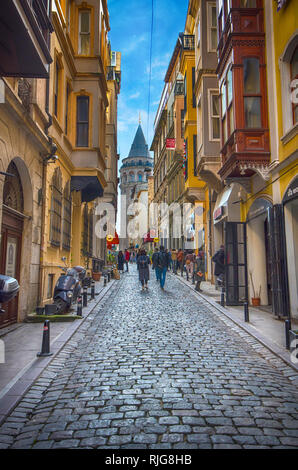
[92,271,102,281]
[249,271,261,306]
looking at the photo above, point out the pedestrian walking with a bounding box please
[136,249,141,270]
[171,249,177,273]
[124,249,130,272]
[185,250,195,281]
[194,249,206,292]
[151,247,160,281]
[177,249,184,276]
[156,245,169,290]
[137,249,150,290]
[212,245,225,289]
[166,249,172,271]
[117,251,125,274]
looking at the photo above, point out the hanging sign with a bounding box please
[282,176,298,204]
[166,138,176,150]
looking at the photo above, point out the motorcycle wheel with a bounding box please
[53,298,68,314]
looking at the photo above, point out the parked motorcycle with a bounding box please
[53,265,86,314]
[0,274,20,313]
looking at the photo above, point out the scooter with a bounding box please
[53,264,86,314]
[0,274,20,313]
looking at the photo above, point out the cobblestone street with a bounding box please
[0,265,298,450]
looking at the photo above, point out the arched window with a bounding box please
[129,172,135,182]
[138,172,143,182]
[50,168,62,247]
[3,161,24,212]
[62,181,72,251]
[290,47,298,125]
[122,173,127,183]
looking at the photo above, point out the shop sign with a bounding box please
[246,198,272,222]
[166,138,176,150]
[213,206,224,221]
[283,176,298,204]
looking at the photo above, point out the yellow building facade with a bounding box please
[40,0,120,307]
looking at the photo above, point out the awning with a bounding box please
[70,176,104,203]
[213,186,232,223]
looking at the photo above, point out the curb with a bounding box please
[171,273,298,374]
[0,279,117,426]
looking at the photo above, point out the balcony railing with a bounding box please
[181,34,195,51]
[107,66,121,83]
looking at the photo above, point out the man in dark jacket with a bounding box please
[156,246,169,290]
[152,247,160,281]
[212,245,225,288]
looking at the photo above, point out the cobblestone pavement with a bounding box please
[1,265,298,449]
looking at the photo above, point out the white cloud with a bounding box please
[129,91,141,100]
[121,34,147,55]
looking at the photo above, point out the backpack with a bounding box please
[157,252,168,269]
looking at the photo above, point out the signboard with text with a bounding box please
[166,138,176,150]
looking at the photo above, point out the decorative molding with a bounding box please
[239,162,271,181]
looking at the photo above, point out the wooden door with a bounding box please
[0,208,23,328]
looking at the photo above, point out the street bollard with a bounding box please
[192,273,195,285]
[37,320,53,357]
[285,318,292,350]
[220,287,225,307]
[91,281,95,300]
[77,295,82,317]
[244,302,249,322]
[104,276,107,287]
[83,286,88,307]
[107,272,111,282]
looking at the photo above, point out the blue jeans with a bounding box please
[155,268,160,281]
[157,267,167,288]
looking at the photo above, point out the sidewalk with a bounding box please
[171,271,298,370]
[0,276,118,424]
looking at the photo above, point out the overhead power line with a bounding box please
[147,0,154,146]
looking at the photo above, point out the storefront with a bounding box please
[246,197,273,307]
[283,176,298,320]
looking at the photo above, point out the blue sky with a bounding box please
[107,0,188,163]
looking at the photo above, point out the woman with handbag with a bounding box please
[194,249,206,292]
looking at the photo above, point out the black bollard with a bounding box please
[77,295,82,317]
[285,318,292,350]
[220,287,225,307]
[83,286,88,307]
[91,281,95,300]
[107,272,111,282]
[192,273,195,285]
[37,320,53,357]
[104,276,107,287]
[244,302,249,322]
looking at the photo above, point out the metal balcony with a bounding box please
[180,34,195,51]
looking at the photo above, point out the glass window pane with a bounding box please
[291,48,298,79]
[80,12,90,33]
[212,117,220,139]
[229,105,234,134]
[212,94,220,116]
[244,58,260,94]
[211,29,217,50]
[80,34,90,55]
[221,83,226,115]
[222,116,227,142]
[211,6,217,27]
[77,123,88,147]
[244,97,261,128]
[77,96,89,121]
[227,68,233,105]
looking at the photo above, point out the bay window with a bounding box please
[290,47,298,125]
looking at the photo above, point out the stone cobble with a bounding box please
[0,265,298,449]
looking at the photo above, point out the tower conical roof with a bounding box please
[128,124,150,158]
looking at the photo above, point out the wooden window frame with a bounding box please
[208,2,218,53]
[209,90,221,142]
[78,9,91,56]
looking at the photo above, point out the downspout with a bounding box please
[38,0,53,306]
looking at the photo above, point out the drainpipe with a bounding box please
[37,2,53,306]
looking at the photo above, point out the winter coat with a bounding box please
[212,249,225,276]
[157,251,169,269]
[125,251,130,262]
[117,253,124,271]
[137,255,150,282]
[152,252,159,269]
